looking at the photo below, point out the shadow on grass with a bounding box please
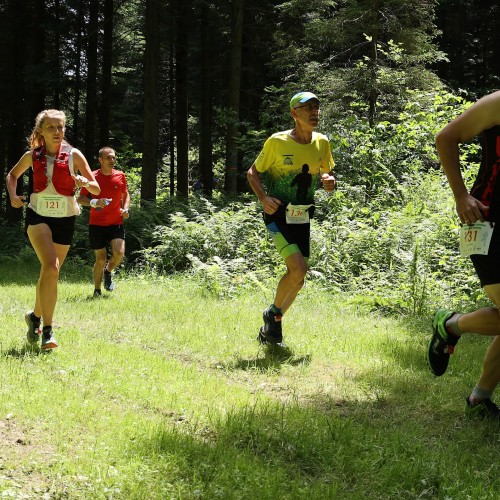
[126,389,500,499]
[1,344,52,358]
[66,293,113,303]
[225,344,311,373]
[0,259,92,286]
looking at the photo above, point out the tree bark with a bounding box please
[367,0,380,128]
[175,0,191,198]
[5,0,29,224]
[224,0,244,195]
[141,0,160,203]
[100,0,114,146]
[168,19,175,197]
[199,1,213,196]
[84,0,99,161]
[72,6,84,145]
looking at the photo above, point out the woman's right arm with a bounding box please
[6,151,32,208]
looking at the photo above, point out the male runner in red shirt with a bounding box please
[78,146,130,296]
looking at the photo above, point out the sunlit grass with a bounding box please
[1,260,499,499]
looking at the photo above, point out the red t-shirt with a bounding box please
[81,169,128,226]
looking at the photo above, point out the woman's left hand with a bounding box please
[71,174,90,188]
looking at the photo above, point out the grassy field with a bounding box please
[1,258,499,499]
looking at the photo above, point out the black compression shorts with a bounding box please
[26,208,76,245]
[470,223,500,286]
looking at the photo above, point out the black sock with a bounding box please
[31,312,41,323]
[270,304,282,315]
[42,325,52,334]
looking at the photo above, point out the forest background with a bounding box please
[0,0,498,316]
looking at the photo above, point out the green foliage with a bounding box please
[268,0,446,126]
[130,88,483,317]
[2,265,500,499]
[324,90,472,195]
[0,220,27,257]
[0,88,485,319]
[135,197,279,278]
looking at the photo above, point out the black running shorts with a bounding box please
[470,223,500,286]
[26,207,76,245]
[89,224,125,250]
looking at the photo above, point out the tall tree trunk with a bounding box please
[175,0,190,198]
[224,0,243,195]
[368,31,379,127]
[169,21,175,197]
[28,0,46,116]
[72,8,84,144]
[141,0,160,203]
[53,0,60,108]
[5,0,29,224]
[199,1,213,196]
[84,0,99,161]
[100,0,113,146]
[25,0,46,199]
[368,0,380,127]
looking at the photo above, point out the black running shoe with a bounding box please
[104,270,114,291]
[258,307,283,344]
[427,309,460,376]
[465,397,500,421]
[25,311,41,345]
[41,327,58,350]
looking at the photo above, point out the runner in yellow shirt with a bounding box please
[247,91,336,346]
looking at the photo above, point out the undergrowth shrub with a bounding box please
[135,199,276,275]
[127,165,485,314]
[0,220,27,256]
[1,90,486,316]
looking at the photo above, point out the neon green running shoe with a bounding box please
[465,397,500,421]
[427,309,460,376]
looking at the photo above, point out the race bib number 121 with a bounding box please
[459,221,495,256]
[37,193,68,217]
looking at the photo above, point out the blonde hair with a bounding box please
[27,109,66,149]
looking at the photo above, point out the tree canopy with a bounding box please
[0,0,496,220]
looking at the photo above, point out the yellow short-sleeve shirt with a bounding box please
[254,130,334,205]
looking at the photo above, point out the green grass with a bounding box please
[1,259,499,499]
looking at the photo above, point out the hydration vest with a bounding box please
[32,143,75,196]
[470,125,500,221]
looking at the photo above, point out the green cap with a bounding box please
[290,91,319,108]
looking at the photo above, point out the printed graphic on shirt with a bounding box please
[255,130,334,205]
